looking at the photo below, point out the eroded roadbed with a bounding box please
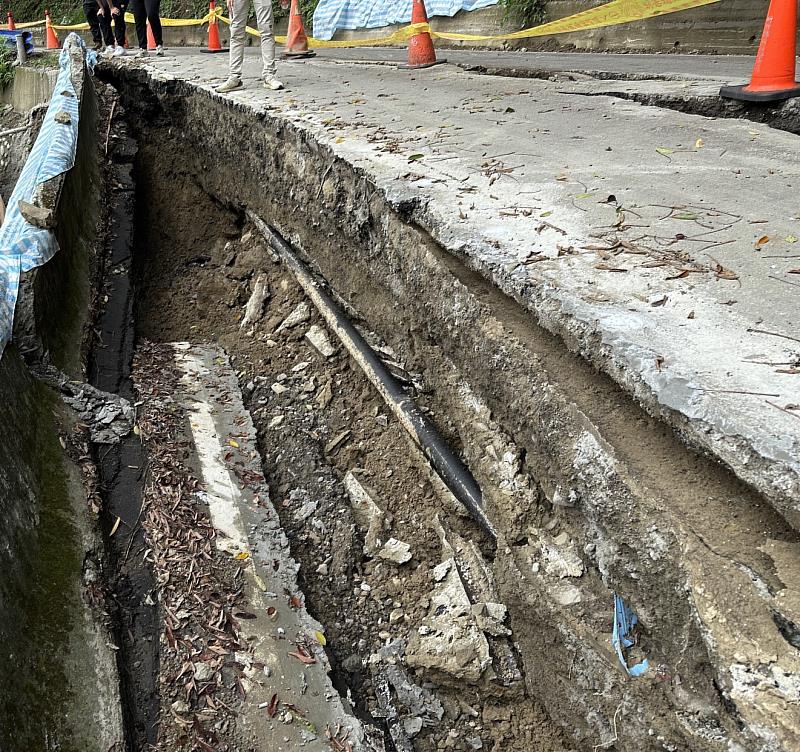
[98,62,800,751]
[128,216,567,751]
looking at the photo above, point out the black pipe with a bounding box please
[247,211,497,543]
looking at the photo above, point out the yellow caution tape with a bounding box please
[25,0,722,47]
[51,8,219,31]
[12,20,45,29]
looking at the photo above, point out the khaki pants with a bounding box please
[228,0,276,79]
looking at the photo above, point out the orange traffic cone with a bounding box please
[201,1,226,53]
[146,20,157,50]
[283,0,315,60]
[720,0,800,102]
[7,11,16,30]
[403,0,445,69]
[45,10,60,49]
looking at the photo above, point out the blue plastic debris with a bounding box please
[0,30,35,56]
[612,594,649,677]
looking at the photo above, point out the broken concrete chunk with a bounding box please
[550,583,582,606]
[271,382,288,395]
[403,717,423,737]
[472,602,511,637]
[54,110,72,125]
[325,430,351,454]
[315,381,333,409]
[543,541,584,579]
[305,324,336,358]
[406,557,491,682]
[275,301,310,333]
[193,662,214,682]
[19,199,55,229]
[344,471,385,555]
[432,560,451,582]
[239,272,270,330]
[378,537,412,564]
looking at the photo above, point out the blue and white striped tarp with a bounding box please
[312,0,499,41]
[0,33,95,357]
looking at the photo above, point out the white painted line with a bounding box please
[173,345,249,556]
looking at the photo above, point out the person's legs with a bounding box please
[82,0,103,46]
[97,0,116,47]
[129,0,148,49]
[144,0,162,46]
[253,0,276,79]
[227,0,249,80]
[112,0,129,47]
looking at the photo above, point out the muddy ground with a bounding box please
[124,132,573,752]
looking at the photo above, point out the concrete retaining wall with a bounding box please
[0,65,59,112]
[0,49,124,752]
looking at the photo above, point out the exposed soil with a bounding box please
[125,129,573,751]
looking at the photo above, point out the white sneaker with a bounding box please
[156,45,165,56]
[263,77,284,91]
[215,77,243,93]
[134,48,149,58]
[103,45,115,56]
[113,45,126,57]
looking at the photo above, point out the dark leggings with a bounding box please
[131,0,162,48]
[82,0,103,44]
[98,0,129,47]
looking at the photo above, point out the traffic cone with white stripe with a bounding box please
[283,0,315,60]
[402,0,445,69]
[45,10,60,49]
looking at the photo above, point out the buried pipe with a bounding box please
[248,210,497,543]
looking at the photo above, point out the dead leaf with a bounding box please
[110,516,122,536]
[228,439,239,448]
[314,630,327,646]
[407,153,424,162]
[656,147,674,157]
[651,295,669,307]
[714,263,739,281]
[695,138,704,149]
[288,650,317,665]
[785,235,798,244]
[595,263,628,272]
[673,212,698,221]
[267,693,279,718]
[755,235,771,249]
[788,268,800,274]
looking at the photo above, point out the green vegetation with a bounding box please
[14,0,322,29]
[25,52,61,69]
[500,0,547,28]
[0,47,14,89]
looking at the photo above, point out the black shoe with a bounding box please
[93,41,103,51]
